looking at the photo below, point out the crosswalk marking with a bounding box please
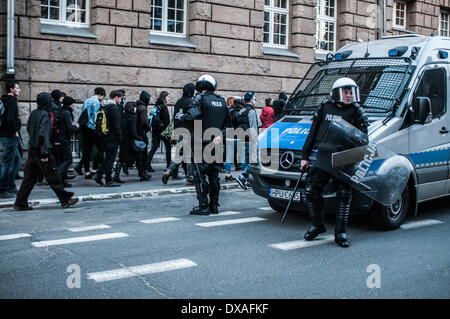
[0,233,32,241]
[400,219,443,230]
[270,235,335,251]
[87,258,197,283]
[31,232,129,247]
[258,207,274,211]
[212,211,241,216]
[67,225,111,232]
[140,217,180,224]
[195,217,266,227]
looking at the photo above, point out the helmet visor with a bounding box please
[332,86,360,104]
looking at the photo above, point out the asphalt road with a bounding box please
[0,189,449,299]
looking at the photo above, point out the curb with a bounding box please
[0,182,241,209]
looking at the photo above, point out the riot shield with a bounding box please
[313,120,412,206]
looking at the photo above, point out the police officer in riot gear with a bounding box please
[183,74,231,215]
[300,77,369,247]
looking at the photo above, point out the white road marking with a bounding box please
[67,225,111,232]
[87,259,197,283]
[0,233,32,241]
[400,219,443,230]
[270,235,335,251]
[258,207,274,211]
[195,217,266,227]
[140,217,180,224]
[212,211,241,216]
[31,232,129,247]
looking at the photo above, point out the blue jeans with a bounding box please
[0,136,21,193]
[225,139,246,174]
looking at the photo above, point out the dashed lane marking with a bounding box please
[140,217,180,224]
[67,225,111,232]
[212,211,241,216]
[269,235,335,251]
[258,207,274,211]
[400,219,444,230]
[0,233,32,241]
[195,217,266,227]
[87,258,197,283]
[31,232,129,247]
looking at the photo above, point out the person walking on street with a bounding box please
[54,96,79,188]
[162,83,195,184]
[146,91,171,172]
[235,92,259,190]
[77,87,106,179]
[14,92,78,211]
[0,81,22,198]
[118,102,149,181]
[300,77,369,248]
[93,90,123,187]
[260,97,275,132]
[183,74,232,215]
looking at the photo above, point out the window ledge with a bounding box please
[149,34,196,49]
[392,27,417,34]
[263,46,299,58]
[40,23,97,39]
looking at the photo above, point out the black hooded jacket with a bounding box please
[0,94,21,138]
[136,91,151,141]
[56,105,79,145]
[273,92,288,117]
[27,92,53,158]
[173,83,195,129]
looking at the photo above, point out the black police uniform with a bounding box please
[302,99,368,247]
[184,91,231,215]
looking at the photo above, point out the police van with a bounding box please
[249,35,450,229]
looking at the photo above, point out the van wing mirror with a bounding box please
[413,97,432,124]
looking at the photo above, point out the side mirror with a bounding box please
[413,97,432,124]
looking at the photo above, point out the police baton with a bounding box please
[281,167,305,223]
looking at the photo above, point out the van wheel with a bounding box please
[369,186,409,230]
[268,199,286,213]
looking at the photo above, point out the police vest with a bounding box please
[236,105,254,130]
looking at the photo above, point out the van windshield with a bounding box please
[286,57,413,118]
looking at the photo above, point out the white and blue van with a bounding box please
[249,35,450,229]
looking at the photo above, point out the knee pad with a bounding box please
[304,183,321,203]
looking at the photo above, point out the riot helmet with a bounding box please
[196,74,217,92]
[331,77,360,105]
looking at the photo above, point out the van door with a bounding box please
[408,65,450,201]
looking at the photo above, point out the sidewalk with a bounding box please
[0,162,242,209]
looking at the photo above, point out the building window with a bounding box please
[316,0,336,52]
[40,0,89,26]
[263,0,289,48]
[440,11,449,36]
[150,0,186,37]
[393,1,407,29]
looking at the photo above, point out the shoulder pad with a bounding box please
[320,98,332,105]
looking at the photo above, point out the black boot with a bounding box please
[162,170,172,184]
[190,180,210,215]
[113,162,125,183]
[304,196,326,241]
[335,195,351,248]
[137,162,151,181]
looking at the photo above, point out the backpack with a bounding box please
[94,106,109,136]
[51,103,62,139]
[0,99,4,128]
[148,105,162,133]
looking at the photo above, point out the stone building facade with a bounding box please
[0,0,449,136]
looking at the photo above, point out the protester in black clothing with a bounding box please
[162,83,195,184]
[118,102,150,181]
[272,92,288,117]
[93,90,123,187]
[54,96,79,187]
[0,81,22,198]
[146,91,171,172]
[14,92,78,211]
[183,74,232,215]
[300,78,368,248]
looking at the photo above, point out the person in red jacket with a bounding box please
[260,98,275,132]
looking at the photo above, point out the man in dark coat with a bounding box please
[272,92,288,117]
[14,92,78,210]
[0,80,22,198]
[162,83,195,184]
[54,96,79,187]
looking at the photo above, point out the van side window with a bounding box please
[414,68,447,119]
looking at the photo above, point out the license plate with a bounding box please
[269,188,301,201]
